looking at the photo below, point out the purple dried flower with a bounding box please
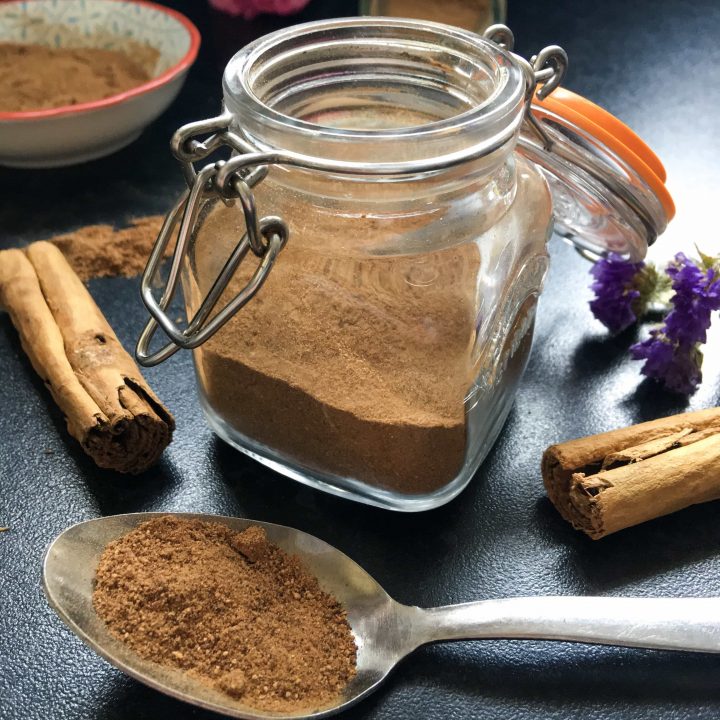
[662,254,720,345]
[630,330,703,395]
[589,253,645,333]
[629,253,720,394]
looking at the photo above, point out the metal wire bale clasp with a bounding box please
[136,152,289,367]
[483,24,568,151]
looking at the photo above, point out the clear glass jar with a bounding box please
[184,19,552,510]
[138,19,670,510]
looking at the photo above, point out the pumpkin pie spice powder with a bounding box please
[93,516,357,713]
[0,42,156,112]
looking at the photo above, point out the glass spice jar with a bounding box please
[137,19,673,511]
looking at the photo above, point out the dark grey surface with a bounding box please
[2,1,720,719]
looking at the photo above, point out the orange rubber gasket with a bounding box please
[534,90,675,221]
[543,88,667,182]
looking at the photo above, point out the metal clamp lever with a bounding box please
[484,25,569,151]
[136,160,288,367]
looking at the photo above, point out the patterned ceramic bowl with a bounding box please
[0,0,200,167]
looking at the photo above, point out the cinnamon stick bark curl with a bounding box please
[542,408,720,539]
[0,242,173,473]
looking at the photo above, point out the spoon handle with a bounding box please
[416,596,720,653]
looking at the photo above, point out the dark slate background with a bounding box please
[2,1,720,719]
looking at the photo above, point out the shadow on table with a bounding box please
[569,331,697,422]
[95,674,225,720]
[622,376,693,421]
[570,326,640,379]
[93,637,720,720]
[398,640,720,709]
[210,434,498,596]
[536,495,720,593]
[81,459,179,516]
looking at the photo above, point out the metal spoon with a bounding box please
[44,512,720,719]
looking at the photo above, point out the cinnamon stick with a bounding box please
[0,241,174,473]
[542,408,720,539]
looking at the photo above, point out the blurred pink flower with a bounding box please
[208,0,311,19]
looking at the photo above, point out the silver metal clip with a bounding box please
[484,25,568,151]
[136,119,289,367]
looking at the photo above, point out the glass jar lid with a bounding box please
[520,87,674,261]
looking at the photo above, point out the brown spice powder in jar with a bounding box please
[93,516,357,713]
[191,200,480,494]
[0,43,156,112]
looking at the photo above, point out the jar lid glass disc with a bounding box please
[519,88,674,261]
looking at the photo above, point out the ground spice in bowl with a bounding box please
[0,43,156,112]
[93,516,357,713]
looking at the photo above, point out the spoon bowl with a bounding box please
[44,512,720,719]
[43,512,419,719]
